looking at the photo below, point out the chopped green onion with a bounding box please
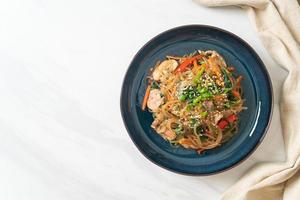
[198,60,205,65]
[151,81,160,89]
[223,88,232,94]
[186,104,193,111]
[200,111,208,117]
[193,67,205,84]
[192,96,202,105]
[188,91,196,99]
[224,102,231,108]
[201,91,213,99]
[192,91,212,105]
[179,94,187,101]
[199,87,208,94]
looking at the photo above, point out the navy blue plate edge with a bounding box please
[120,24,274,176]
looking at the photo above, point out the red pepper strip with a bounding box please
[232,76,243,98]
[174,54,204,73]
[218,120,228,129]
[232,90,240,98]
[218,115,237,129]
[227,66,235,72]
[236,76,243,87]
[175,59,192,73]
[227,114,237,123]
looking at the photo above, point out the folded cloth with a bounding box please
[196,0,300,199]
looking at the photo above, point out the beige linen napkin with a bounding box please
[196,0,300,199]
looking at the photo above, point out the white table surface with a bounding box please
[0,0,288,199]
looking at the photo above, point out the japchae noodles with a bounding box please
[142,50,245,154]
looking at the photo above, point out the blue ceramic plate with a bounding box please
[120,25,273,175]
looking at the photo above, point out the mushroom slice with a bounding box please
[147,89,164,112]
[152,59,178,82]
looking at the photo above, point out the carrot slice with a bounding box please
[142,84,151,110]
[193,59,199,68]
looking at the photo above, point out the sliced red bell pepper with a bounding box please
[232,89,240,98]
[174,54,204,73]
[227,114,237,123]
[218,120,228,129]
[175,58,192,73]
